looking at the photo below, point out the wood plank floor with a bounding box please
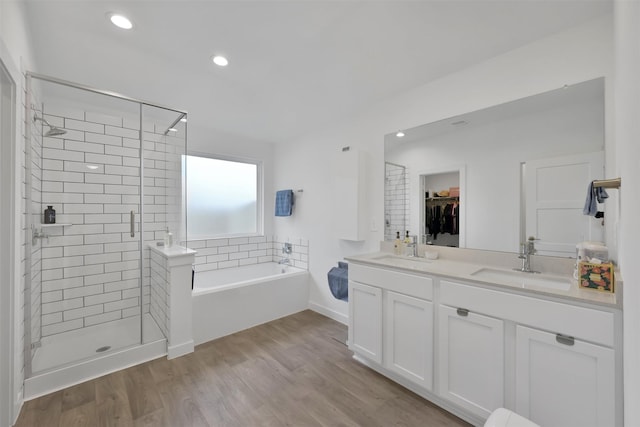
[15,310,471,427]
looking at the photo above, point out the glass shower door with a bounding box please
[27,77,146,374]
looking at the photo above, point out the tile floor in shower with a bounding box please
[31,313,164,373]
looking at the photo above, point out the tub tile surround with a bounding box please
[186,235,309,272]
[29,103,185,344]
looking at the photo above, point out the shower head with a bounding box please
[33,115,67,137]
[45,126,67,137]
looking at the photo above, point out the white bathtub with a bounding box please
[192,263,309,344]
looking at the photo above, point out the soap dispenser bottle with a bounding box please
[394,231,401,255]
[44,206,56,224]
[164,227,173,248]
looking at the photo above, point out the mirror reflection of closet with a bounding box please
[421,171,460,247]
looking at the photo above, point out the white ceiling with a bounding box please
[24,0,612,145]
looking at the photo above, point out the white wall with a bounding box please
[273,14,613,324]
[614,1,640,425]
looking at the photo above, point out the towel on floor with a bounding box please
[275,189,294,216]
[328,262,348,301]
[583,181,609,216]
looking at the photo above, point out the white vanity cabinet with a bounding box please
[385,291,433,390]
[347,259,621,427]
[348,281,383,363]
[349,264,434,390]
[438,304,504,419]
[515,325,615,427]
[440,278,620,427]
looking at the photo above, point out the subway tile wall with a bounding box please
[32,104,184,338]
[28,101,43,354]
[148,249,169,340]
[384,162,410,241]
[187,236,309,272]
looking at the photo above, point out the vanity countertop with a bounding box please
[345,250,621,309]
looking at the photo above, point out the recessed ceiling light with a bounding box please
[109,14,133,30]
[212,55,229,67]
[168,128,178,132]
[396,131,405,138]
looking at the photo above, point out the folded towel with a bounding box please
[275,189,294,217]
[583,181,609,216]
[328,262,348,301]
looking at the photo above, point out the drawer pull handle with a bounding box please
[556,334,575,346]
[456,308,469,317]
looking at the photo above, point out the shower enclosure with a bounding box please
[384,161,408,241]
[23,73,186,386]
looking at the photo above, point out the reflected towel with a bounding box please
[583,181,609,216]
[328,262,348,301]
[275,189,294,216]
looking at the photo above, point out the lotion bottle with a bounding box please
[164,227,173,248]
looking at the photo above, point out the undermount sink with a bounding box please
[471,267,571,291]
[371,254,433,269]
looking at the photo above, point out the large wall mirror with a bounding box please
[384,77,606,257]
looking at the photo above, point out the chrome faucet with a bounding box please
[278,258,290,265]
[406,235,418,257]
[515,236,539,273]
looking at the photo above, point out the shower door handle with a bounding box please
[130,211,135,238]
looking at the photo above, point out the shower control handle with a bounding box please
[130,211,135,238]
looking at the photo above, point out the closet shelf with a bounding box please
[39,223,72,228]
[426,196,459,201]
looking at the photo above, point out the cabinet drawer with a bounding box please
[440,280,614,347]
[350,263,433,300]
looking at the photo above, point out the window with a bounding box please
[184,154,261,239]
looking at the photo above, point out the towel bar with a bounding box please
[593,178,621,189]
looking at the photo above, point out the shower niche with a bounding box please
[23,73,187,394]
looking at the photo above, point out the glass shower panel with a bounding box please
[141,104,186,343]
[28,78,145,374]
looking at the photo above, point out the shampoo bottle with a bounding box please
[164,227,173,248]
[44,206,56,224]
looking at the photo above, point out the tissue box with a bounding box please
[578,261,614,293]
[449,187,460,197]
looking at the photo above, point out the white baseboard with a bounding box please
[167,340,194,360]
[308,301,348,325]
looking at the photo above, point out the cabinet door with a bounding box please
[348,281,382,363]
[515,325,615,427]
[385,291,433,390]
[438,304,504,419]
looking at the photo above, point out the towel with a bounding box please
[583,182,609,216]
[275,189,294,216]
[328,262,348,301]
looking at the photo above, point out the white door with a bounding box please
[438,305,504,419]
[525,151,604,256]
[348,281,382,363]
[384,291,433,390]
[515,325,615,427]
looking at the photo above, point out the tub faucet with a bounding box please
[278,258,290,265]
[515,236,539,273]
